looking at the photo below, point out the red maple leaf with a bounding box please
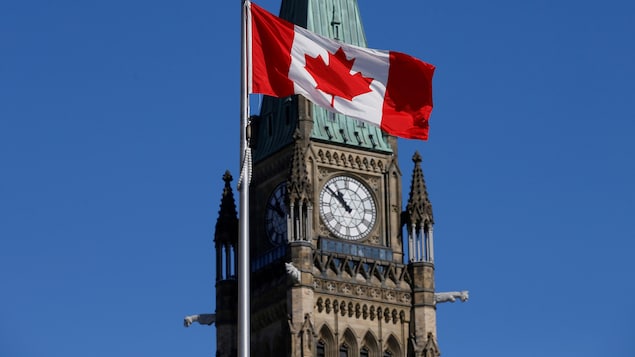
[304,47,374,107]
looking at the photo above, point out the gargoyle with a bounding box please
[434,291,469,304]
[285,262,301,283]
[183,313,216,327]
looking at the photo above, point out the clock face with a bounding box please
[265,183,288,245]
[319,176,377,240]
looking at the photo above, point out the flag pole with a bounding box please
[238,1,251,357]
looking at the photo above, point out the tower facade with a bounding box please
[213,1,440,356]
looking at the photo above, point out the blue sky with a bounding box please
[1,0,634,356]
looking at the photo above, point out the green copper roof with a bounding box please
[254,0,392,162]
[280,0,367,46]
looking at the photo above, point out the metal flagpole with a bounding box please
[238,1,251,357]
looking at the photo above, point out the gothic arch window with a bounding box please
[341,329,358,357]
[317,340,326,357]
[318,324,336,357]
[361,331,380,357]
[384,335,402,357]
[339,343,349,357]
[360,347,369,357]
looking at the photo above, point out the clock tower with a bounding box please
[213,1,441,356]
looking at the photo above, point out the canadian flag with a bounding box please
[248,1,435,140]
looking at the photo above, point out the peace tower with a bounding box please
[213,1,446,356]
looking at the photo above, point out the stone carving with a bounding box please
[341,284,352,294]
[315,150,386,172]
[326,282,336,292]
[287,313,316,357]
[370,288,380,298]
[434,291,469,303]
[316,298,324,312]
[315,298,403,325]
[285,262,301,283]
[410,332,441,357]
[183,313,216,327]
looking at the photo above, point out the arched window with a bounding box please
[317,340,326,357]
[341,329,358,356]
[360,347,369,357]
[361,331,379,357]
[339,343,349,357]
[385,334,402,357]
[318,324,336,357]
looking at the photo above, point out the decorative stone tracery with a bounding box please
[314,296,405,325]
[315,148,386,173]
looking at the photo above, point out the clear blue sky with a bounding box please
[1,0,634,356]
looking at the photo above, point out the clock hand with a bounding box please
[268,202,285,217]
[336,191,353,213]
[274,202,286,217]
[327,186,352,213]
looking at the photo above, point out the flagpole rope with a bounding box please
[237,148,252,190]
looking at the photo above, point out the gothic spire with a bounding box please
[287,130,312,204]
[405,151,434,227]
[214,170,238,245]
[422,332,441,357]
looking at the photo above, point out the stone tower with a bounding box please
[212,1,440,356]
[214,171,239,357]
